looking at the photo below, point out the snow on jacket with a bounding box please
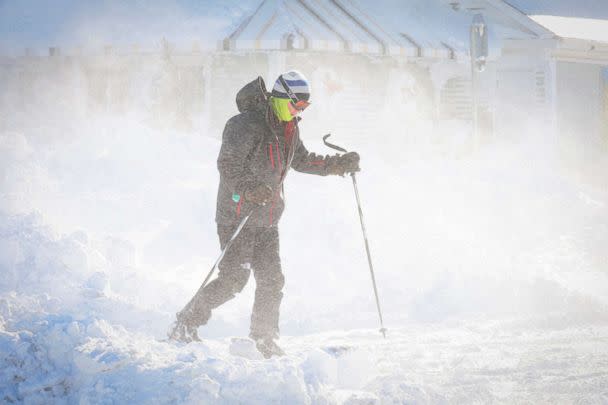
[215,77,337,228]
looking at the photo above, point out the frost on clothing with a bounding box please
[214,77,337,228]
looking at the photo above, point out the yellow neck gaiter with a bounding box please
[271,97,294,122]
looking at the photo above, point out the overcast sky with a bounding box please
[1,0,607,52]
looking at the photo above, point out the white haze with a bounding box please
[3,46,607,335]
[1,2,608,403]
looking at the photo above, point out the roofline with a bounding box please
[443,0,556,39]
[296,0,350,50]
[330,0,387,55]
[496,0,557,38]
[221,0,463,58]
[228,0,266,42]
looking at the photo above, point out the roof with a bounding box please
[504,0,608,20]
[222,0,453,58]
[530,15,608,43]
[4,0,598,59]
[438,0,554,39]
[223,0,557,59]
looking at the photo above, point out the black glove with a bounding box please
[328,151,360,176]
[341,151,360,173]
[245,184,273,205]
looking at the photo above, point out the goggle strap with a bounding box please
[278,75,299,104]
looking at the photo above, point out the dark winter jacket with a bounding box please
[215,77,336,227]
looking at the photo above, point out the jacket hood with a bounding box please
[236,76,269,113]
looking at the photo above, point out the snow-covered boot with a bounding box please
[168,318,201,343]
[252,336,284,359]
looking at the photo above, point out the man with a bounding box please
[170,71,360,358]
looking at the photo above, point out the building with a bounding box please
[450,0,608,149]
[1,0,606,155]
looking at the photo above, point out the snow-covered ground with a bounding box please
[2,52,608,404]
[4,307,608,404]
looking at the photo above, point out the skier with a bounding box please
[170,71,360,358]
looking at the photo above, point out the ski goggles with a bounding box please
[290,99,310,111]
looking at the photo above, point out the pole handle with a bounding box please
[322,134,348,153]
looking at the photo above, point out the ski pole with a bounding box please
[179,211,252,317]
[322,134,387,338]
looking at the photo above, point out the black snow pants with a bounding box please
[184,224,285,339]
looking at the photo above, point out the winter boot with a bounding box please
[168,317,201,343]
[251,336,285,359]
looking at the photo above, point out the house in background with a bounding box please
[523,15,608,155]
[427,0,608,174]
[1,0,606,157]
[476,0,608,150]
[201,0,608,157]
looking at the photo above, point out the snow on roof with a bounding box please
[530,15,608,43]
[504,0,608,20]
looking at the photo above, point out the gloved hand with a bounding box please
[245,184,273,205]
[341,151,360,173]
[328,151,360,176]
